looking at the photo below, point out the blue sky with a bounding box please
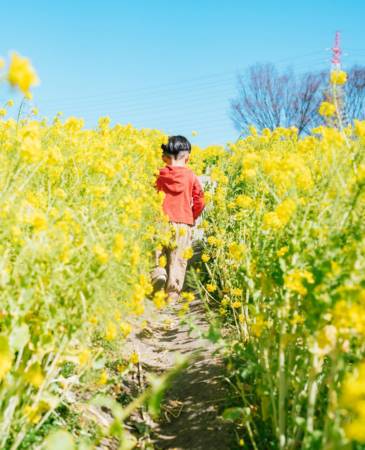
[1,0,365,146]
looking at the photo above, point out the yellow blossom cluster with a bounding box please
[330,69,347,85]
[319,101,337,117]
[7,52,39,96]
[263,198,297,231]
[0,111,187,445]
[198,121,365,447]
[284,269,314,296]
[341,362,365,442]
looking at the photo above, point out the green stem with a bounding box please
[279,337,286,448]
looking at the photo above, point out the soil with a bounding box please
[129,297,237,450]
[95,225,238,449]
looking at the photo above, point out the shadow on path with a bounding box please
[150,300,236,450]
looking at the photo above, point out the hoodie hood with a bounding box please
[158,166,190,194]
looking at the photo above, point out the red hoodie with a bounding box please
[156,166,205,225]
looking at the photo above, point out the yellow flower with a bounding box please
[221,296,229,307]
[277,246,289,257]
[117,363,127,373]
[120,322,132,338]
[20,136,42,164]
[105,321,117,341]
[284,269,314,296]
[0,336,13,380]
[341,362,365,442]
[207,235,218,246]
[130,351,139,365]
[24,401,52,424]
[30,212,48,231]
[290,313,304,326]
[319,101,336,117]
[204,191,213,204]
[201,253,210,263]
[54,188,67,199]
[276,198,296,225]
[181,292,195,302]
[315,325,337,356]
[251,315,266,337]
[357,164,365,184]
[78,349,91,366]
[235,194,254,209]
[330,70,347,85]
[263,199,296,230]
[263,212,282,230]
[159,255,167,268]
[98,370,108,385]
[93,244,109,264]
[182,246,193,259]
[0,108,7,117]
[8,52,39,95]
[112,233,125,258]
[345,422,365,442]
[231,287,243,296]
[89,315,98,325]
[24,405,42,424]
[24,363,45,388]
[206,283,217,293]
[228,242,246,261]
[238,314,245,324]
[153,290,167,309]
[354,120,365,138]
[248,125,258,136]
[232,301,242,308]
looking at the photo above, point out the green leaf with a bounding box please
[92,357,106,369]
[206,323,221,343]
[119,430,137,450]
[43,430,75,450]
[91,394,124,421]
[77,440,93,450]
[109,418,123,437]
[10,323,30,352]
[295,416,305,426]
[222,407,245,421]
[222,407,251,423]
[148,375,167,418]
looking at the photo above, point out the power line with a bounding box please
[36,78,236,110]
[36,50,328,105]
[35,59,330,118]
[24,49,350,146]
[41,88,235,117]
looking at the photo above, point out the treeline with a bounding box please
[231,63,365,135]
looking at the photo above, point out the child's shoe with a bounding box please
[151,268,167,292]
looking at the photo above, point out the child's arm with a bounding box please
[192,176,205,220]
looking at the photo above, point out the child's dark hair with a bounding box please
[161,135,191,159]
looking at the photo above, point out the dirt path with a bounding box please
[130,298,237,450]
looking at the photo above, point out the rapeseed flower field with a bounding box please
[1,53,365,450]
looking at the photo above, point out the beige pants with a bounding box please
[152,222,193,298]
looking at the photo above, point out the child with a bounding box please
[152,135,205,302]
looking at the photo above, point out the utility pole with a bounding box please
[331,31,347,127]
[331,31,341,69]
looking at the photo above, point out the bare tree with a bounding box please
[231,63,326,135]
[344,65,365,121]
